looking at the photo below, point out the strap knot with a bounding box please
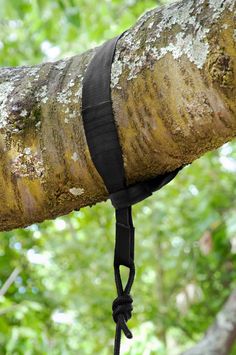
[112,294,133,339]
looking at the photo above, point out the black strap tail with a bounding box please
[113,207,135,355]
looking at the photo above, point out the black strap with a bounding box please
[113,207,135,355]
[82,33,181,355]
[82,35,126,194]
[110,168,181,209]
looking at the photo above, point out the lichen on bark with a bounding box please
[111,0,235,185]
[111,0,235,86]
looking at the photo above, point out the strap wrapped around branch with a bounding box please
[81,32,182,355]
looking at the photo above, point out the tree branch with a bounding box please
[182,288,236,355]
[0,267,21,297]
[0,0,235,231]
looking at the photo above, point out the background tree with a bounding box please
[0,0,236,354]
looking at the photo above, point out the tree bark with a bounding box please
[182,288,236,355]
[0,0,235,231]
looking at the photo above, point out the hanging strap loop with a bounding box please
[113,206,135,355]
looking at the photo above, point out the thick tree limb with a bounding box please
[0,0,235,230]
[182,288,236,355]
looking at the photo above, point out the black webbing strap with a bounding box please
[82,33,181,355]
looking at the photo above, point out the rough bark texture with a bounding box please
[0,0,235,231]
[182,288,236,355]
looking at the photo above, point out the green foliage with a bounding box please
[0,0,165,66]
[0,0,236,354]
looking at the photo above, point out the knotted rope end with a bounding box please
[112,294,134,340]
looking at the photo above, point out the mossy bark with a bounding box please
[0,0,235,231]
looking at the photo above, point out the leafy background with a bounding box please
[0,0,236,354]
